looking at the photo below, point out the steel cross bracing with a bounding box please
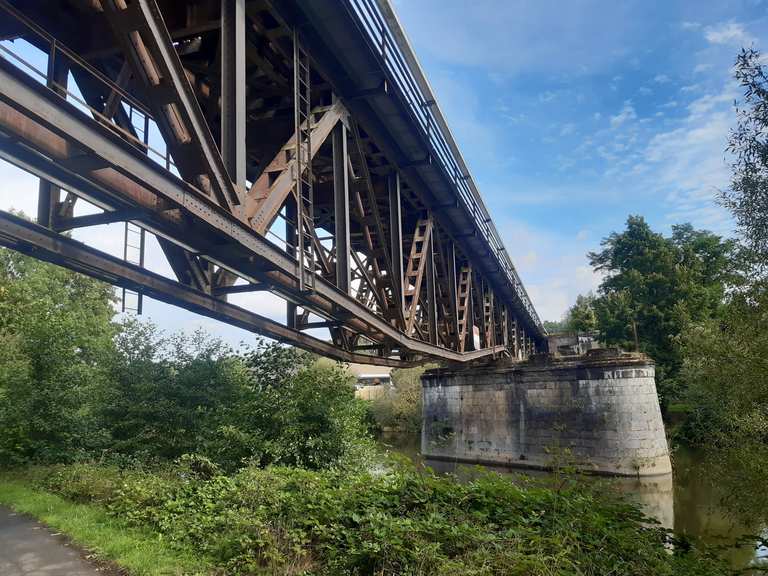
[0,0,545,366]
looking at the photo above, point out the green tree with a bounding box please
[98,321,247,462]
[542,319,568,333]
[369,364,436,433]
[587,216,735,406]
[223,343,371,470]
[0,248,117,464]
[677,48,768,464]
[566,293,597,333]
[723,48,768,263]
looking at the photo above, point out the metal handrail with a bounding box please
[345,0,544,333]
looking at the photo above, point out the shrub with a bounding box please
[32,461,731,576]
[370,364,435,433]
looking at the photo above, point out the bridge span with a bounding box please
[0,0,545,366]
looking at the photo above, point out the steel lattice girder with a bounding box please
[0,56,508,364]
[0,0,548,365]
[0,211,410,367]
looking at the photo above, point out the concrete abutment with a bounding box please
[421,350,672,477]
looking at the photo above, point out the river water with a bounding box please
[377,433,768,572]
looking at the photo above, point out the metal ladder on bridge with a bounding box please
[121,221,145,314]
[293,29,315,293]
[403,218,433,336]
[482,283,495,348]
[456,265,472,352]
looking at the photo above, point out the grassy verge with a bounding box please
[0,476,211,576]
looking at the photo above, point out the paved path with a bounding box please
[0,506,101,575]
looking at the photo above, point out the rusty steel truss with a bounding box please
[0,0,545,366]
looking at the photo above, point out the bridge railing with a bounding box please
[346,0,543,334]
[0,0,180,175]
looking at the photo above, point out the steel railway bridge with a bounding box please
[0,0,546,367]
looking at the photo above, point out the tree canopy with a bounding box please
[723,47,768,265]
[0,248,371,471]
[566,216,737,406]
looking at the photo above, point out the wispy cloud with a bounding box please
[610,101,637,128]
[704,21,755,46]
[642,83,738,230]
[538,90,557,103]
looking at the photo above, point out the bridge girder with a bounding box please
[0,0,544,365]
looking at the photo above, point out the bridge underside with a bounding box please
[0,0,545,366]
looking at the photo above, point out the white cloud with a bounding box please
[610,101,637,128]
[653,74,671,84]
[560,123,577,136]
[642,84,737,231]
[694,63,712,74]
[681,21,701,31]
[538,90,557,103]
[704,21,755,46]
[638,86,653,96]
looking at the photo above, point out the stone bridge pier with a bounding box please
[421,349,672,477]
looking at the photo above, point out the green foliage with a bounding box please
[723,48,768,263]
[221,348,373,470]
[369,364,435,433]
[584,216,736,406]
[0,249,373,471]
[542,318,568,333]
[0,248,117,464]
[676,50,768,453]
[25,462,729,576]
[677,287,768,449]
[545,294,597,334]
[566,293,598,332]
[99,323,372,472]
[99,321,249,464]
[0,475,209,575]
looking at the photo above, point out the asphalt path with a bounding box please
[0,506,102,575]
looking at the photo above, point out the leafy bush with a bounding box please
[0,248,116,464]
[369,364,435,433]
[0,250,374,472]
[99,324,373,472]
[34,461,729,576]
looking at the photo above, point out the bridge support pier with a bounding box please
[421,350,672,476]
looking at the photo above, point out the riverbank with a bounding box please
[0,461,731,575]
[378,432,768,573]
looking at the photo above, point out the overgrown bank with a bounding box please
[0,460,731,576]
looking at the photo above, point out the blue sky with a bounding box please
[0,1,765,345]
[392,0,765,318]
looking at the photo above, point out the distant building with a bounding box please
[547,332,601,357]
